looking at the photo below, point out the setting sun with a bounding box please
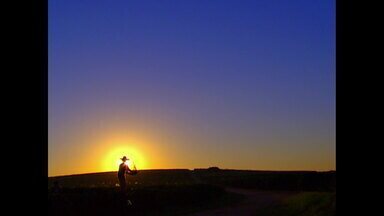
[102,145,146,172]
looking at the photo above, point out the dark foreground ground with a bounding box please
[48,169,335,215]
[49,184,245,216]
[189,188,335,216]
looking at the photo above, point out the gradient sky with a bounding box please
[49,0,335,176]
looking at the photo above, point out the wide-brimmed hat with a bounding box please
[120,156,129,161]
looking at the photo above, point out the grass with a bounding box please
[48,171,335,215]
[48,184,245,216]
[257,192,336,216]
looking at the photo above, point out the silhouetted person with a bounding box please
[118,156,131,193]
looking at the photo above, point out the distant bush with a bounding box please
[207,167,221,171]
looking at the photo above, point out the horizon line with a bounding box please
[48,168,336,178]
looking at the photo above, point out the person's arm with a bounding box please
[125,164,132,174]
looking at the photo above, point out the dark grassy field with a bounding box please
[257,192,336,216]
[48,169,197,188]
[48,168,335,191]
[48,168,335,215]
[49,184,245,216]
[193,168,336,191]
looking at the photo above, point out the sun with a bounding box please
[102,145,146,171]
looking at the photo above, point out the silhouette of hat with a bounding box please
[121,156,129,161]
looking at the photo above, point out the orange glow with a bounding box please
[102,145,146,172]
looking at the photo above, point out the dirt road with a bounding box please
[188,188,295,216]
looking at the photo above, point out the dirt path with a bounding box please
[188,188,295,216]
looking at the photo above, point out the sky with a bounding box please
[49,0,335,177]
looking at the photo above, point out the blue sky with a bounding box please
[49,0,335,176]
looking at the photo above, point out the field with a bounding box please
[48,168,335,215]
[257,192,336,216]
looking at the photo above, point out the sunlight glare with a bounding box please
[103,145,145,171]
